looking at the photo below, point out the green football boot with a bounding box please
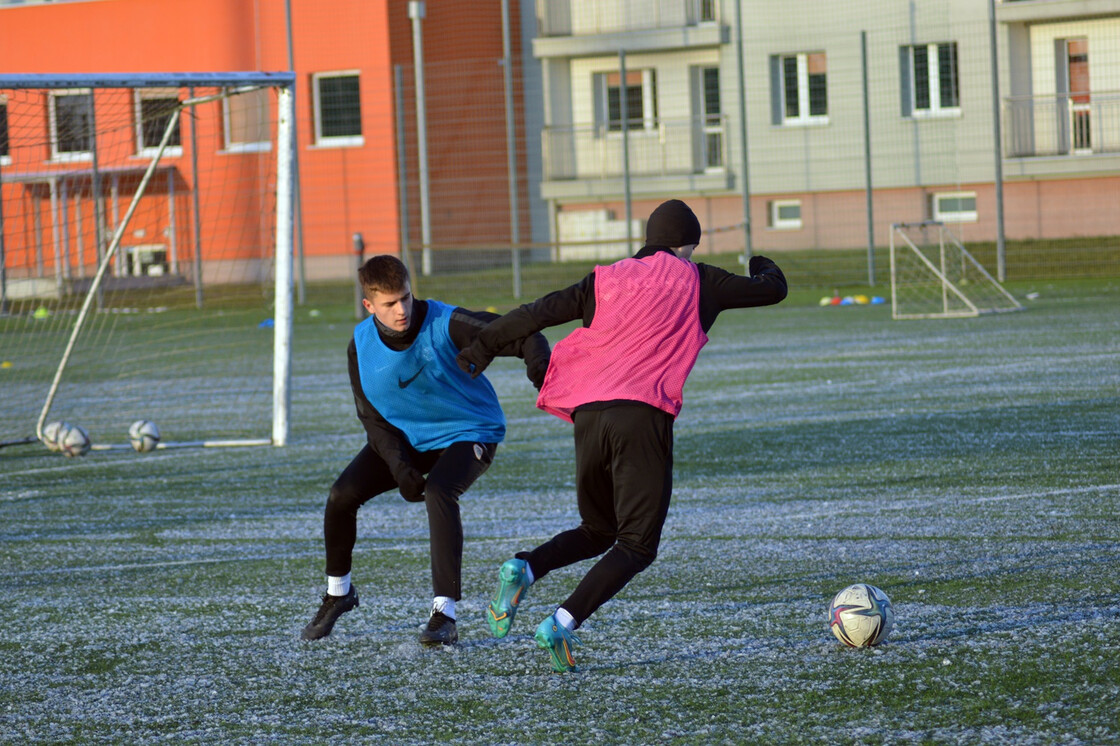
[487,558,531,638]
[534,613,580,673]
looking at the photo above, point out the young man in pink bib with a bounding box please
[456,199,788,671]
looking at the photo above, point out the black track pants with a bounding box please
[523,403,674,627]
[323,440,495,600]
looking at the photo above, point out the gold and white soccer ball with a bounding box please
[128,419,161,453]
[829,583,894,648]
[57,423,92,458]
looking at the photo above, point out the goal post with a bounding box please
[0,72,295,451]
[889,221,1023,321]
[272,80,295,448]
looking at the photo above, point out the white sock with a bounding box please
[327,573,351,597]
[432,595,456,620]
[554,606,576,631]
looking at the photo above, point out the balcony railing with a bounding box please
[537,0,719,37]
[1004,91,1120,158]
[542,116,726,182]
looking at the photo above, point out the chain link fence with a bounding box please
[372,0,1120,299]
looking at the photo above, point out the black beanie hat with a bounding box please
[645,199,701,248]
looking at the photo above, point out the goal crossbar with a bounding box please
[0,72,295,90]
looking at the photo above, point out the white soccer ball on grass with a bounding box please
[57,423,91,458]
[828,583,894,648]
[128,419,161,453]
[41,420,69,452]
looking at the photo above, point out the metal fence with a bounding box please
[542,116,727,181]
[1005,91,1120,158]
[390,0,1120,293]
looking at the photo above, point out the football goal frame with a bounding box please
[0,72,296,449]
[889,221,1023,321]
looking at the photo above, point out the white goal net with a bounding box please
[889,221,1023,320]
[0,73,294,451]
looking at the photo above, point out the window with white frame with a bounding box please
[0,98,9,165]
[931,191,976,222]
[313,71,363,146]
[769,200,802,230]
[901,42,960,117]
[223,87,271,152]
[771,52,827,125]
[595,69,657,133]
[50,89,94,161]
[135,89,182,156]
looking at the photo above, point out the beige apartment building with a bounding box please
[531,0,1120,260]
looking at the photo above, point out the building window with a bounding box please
[50,90,94,161]
[1065,38,1092,152]
[701,67,722,169]
[771,53,827,125]
[770,200,802,230]
[596,69,657,133]
[135,89,182,156]
[313,72,363,146]
[931,191,976,222]
[223,87,271,152]
[0,99,9,165]
[697,0,717,23]
[902,43,960,117]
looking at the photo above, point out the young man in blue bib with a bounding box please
[301,254,550,646]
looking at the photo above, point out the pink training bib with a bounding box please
[537,251,709,422]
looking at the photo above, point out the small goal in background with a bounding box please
[889,221,1023,320]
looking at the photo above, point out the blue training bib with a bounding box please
[353,300,505,451]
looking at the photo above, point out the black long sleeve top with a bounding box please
[468,246,788,356]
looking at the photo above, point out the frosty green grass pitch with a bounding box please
[0,277,1117,744]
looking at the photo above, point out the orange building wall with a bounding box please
[279,0,399,264]
[0,84,281,282]
[1,0,528,280]
[0,0,262,72]
[386,0,529,253]
[0,0,401,281]
[0,0,272,278]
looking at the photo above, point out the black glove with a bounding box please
[395,467,427,503]
[456,344,492,379]
[527,357,549,391]
[748,255,772,276]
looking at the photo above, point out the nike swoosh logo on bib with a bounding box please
[398,365,426,388]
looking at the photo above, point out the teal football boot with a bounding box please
[487,558,531,638]
[534,613,580,673]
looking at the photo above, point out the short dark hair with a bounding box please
[358,255,410,298]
